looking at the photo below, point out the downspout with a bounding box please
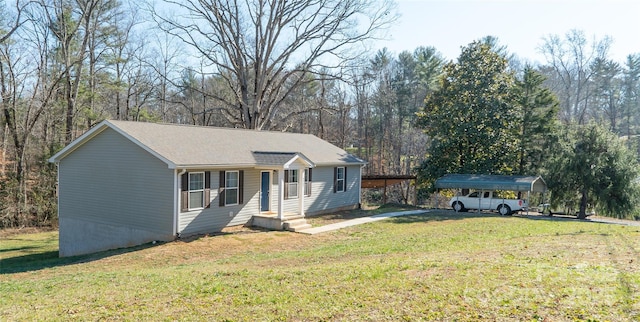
[358,165,364,209]
[55,162,60,221]
[174,169,186,238]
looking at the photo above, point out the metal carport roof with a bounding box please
[435,174,547,193]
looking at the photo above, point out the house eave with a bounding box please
[174,161,367,170]
[313,161,368,167]
[48,122,110,163]
[174,163,259,170]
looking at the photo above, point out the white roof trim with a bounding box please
[48,120,177,169]
[283,153,315,169]
[48,122,109,163]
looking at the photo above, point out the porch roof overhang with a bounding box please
[252,151,315,169]
[435,174,547,193]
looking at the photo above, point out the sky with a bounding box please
[378,0,640,64]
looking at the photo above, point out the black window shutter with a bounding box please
[344,167,348,191]
[284,170,289,200]
[204,171,211,208]
[239,170,244,204]
[308,168,312,195]
[219,171,225,207]
[181,172,189,212]
[181,172,189,190]
[333,167,337,193]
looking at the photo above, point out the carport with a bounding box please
[434,174,547,213]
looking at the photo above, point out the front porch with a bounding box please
[250,151,315,232]
[251,213,312,232]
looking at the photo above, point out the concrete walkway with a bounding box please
[298,209,429,235]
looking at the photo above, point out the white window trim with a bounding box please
[287,169,299,199]
[225,170,240,206]
[336,167,345,192]
[188,171,205,210]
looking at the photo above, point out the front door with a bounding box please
[260,171,270,212]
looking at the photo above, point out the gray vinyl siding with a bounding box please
[283,165,360,214]
[58,128,174,234]
[178,165,360,235]
[179,168,261,235]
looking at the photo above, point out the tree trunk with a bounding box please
[1,124,7,177]
[578,188,588,219]
[64,74,74,144]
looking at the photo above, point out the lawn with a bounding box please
[1,210,639,321]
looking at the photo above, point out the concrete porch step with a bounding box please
[283,214,305,221]
[283,218,312,232]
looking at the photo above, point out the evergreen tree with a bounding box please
[416,41,518,190]
[591,58,623,133]
[546,124,640,219]
[621,54,640,140]
[513,66,560,175]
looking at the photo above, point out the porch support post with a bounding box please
[299,168,305,217]
[277,169,284,220]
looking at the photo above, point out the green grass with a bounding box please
[2,211,640,321]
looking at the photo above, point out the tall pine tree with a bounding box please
[513,66,560,175]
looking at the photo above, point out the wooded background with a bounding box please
[2,0,640,227]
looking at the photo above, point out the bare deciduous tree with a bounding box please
[44,0,106,143]
[154,0,396,129]
[0,0,34,43]
[0,1,65,226]
[539,29,611,124]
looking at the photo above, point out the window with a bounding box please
[335,167,345,192]
[304,168,312,196]
[286,170,298,199]
[189,172,205,209]
[285,169,311,199]
[181,171,210,212]
[219,170,244,206]
[225,171,239,205]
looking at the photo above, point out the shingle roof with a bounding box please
[50,120,366,168]
[252,152,299,166]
